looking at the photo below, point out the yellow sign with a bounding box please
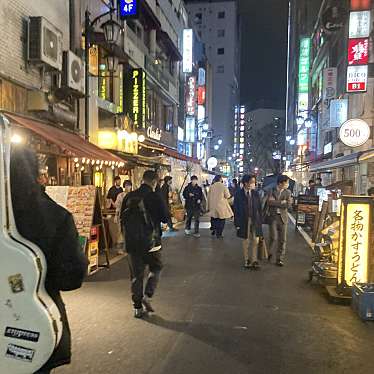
[98,131,117,150]
[338,197,372,288]
[98,130,138,155]
[126,68,146,129]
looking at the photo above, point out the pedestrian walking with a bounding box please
[106,176,123,209]
[160,176,178,232]
[208,175,233,238]
[234,175,263,269]
[267,175,293,267]
[121,170,168,318]
[183,175,203,238]
[11,147,88,373]
[115,180,133,255]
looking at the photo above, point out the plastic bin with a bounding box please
[352,283,374,321]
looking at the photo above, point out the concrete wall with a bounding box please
[0,0,69,89]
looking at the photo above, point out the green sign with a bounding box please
[298,38,310,93]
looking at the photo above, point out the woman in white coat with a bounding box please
[208,175,233,238]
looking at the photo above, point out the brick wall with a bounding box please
[0,0,69,90]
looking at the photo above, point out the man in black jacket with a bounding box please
[234,175,263,270]
[183,175,203,238]
[10,147,88,374]
[121,170,168,318]
[160,176,177,231]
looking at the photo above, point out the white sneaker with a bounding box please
[193,233,201,238]
[185,229,192,235]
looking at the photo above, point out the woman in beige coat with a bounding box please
[208,175,233,238]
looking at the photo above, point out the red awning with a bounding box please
[4,113,123,163]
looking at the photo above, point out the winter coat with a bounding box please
[13,191,88,371]
[234,188,263,238]
[183,183,203,211]
[207,182,233,219]
[121,184,169,254]
[160,183,171,210]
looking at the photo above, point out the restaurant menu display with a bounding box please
[297,195,320,230]
[46,186,96,238]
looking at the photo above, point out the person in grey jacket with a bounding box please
[267,175,293,267]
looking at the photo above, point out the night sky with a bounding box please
[239,0,289,109]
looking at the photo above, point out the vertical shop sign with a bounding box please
[323,67,337,99]
[183,29,193,73]
[197,86,206,105]
[198,68,206,86]
[346,65,368,92]
[185,117,196,143]
[125,68,146,129]
[298,38,311,93]
[330,99,348,128]
[349,11,371,38]
[186,76,196,116]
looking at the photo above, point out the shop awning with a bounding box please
[309,152,362,172]
[4,113,123,163]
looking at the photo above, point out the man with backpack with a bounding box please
[121,170,168,318]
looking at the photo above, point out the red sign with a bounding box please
[347,65,368,92]
[198,87,206,105]
[348,38,369,65]
[351,0,371,10]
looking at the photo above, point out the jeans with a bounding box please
[186,208,200,233]
[269,215,288,262]
[127,251,163,309]
[211,218,225,237]
[242,218,259,263]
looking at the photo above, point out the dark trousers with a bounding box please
[211,218,225,237]
[127,251,163,309]
[186,208,200,233]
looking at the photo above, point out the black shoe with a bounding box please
[252,261,261,270]
[134,308,145,319]
[276,260,284,267]
[268,254,273,263]
[142,296,155,313]
[211,230,216,236]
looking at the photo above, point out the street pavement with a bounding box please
[55,220,374,374]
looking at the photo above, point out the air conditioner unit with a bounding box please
[28,17,63,71]
[62,51,85,95]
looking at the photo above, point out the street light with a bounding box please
[214,145,219,151]
[304,117,313,128]
[217,139,223,145]
[106,53,119,73]
[101,17,122,44]
[289,139,296,145]
[296,116,304,126]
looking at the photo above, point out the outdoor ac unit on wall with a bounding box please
[28,16,63,71]
[62,51,85,95]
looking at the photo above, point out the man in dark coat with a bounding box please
[183,175,203,238]
[121,170,168,318]
[234,174,263,270]
[10,147,88,374]
[160,176,177,231]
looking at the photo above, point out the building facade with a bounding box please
[184,0,239,160]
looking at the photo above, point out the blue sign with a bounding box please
[119,0,139,19]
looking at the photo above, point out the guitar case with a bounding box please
[0,115,62,373]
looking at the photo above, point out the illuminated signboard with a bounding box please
[119,0,139,19]
[349,11,371,38]
[183,29,193,73]
[351,0,371,10]
[298,38,310,93]
[185,117,195,143]
[338,197,372,289]
[198,105,205,121]
[198,68,206,86]
[186,76,196,116]
[346,65,368,92]
[348,38,369,65]
[125,68,146,129]
[330,99,348,128]
[198,87,206,105]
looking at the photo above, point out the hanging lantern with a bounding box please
[101,17,121,44]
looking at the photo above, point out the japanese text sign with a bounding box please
[346,65,368,92]
[349,11,371,38]
[323,67,337,99]
[186,76,196,116]
[298,38,311,93]
[348,38,369,65]
[183,29,193,73]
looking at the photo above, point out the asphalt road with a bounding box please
[55,221,374,374]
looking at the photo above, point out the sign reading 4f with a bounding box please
[119,0,139,19]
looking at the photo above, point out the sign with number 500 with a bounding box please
[339,119,370,147]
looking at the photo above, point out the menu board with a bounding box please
[46,186,96,238]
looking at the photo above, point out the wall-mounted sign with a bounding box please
[178,127,184,141]
[349,11,371,38]
[186,76,196,116]
[324,142,332,155]
[348,38,369,65]
[147,126,162,141]
[197,105,205,122]
[183,29,193,73]
[89,45,99,76]
[119,0,139,19]
[125,68,146,129]
[198,68,206,86]
[98,130,138,154]
[351,0,371,10]
[298,38,311,93]
[346,65,368,92]
[323,67,337,99]
[197,142,204,160]
[330,99,348,128]
[185,117,195,143]
[198,86,206,105]
[339,118,370,147]
[338,197,372,289]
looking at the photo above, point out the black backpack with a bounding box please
[121,194,155,254]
